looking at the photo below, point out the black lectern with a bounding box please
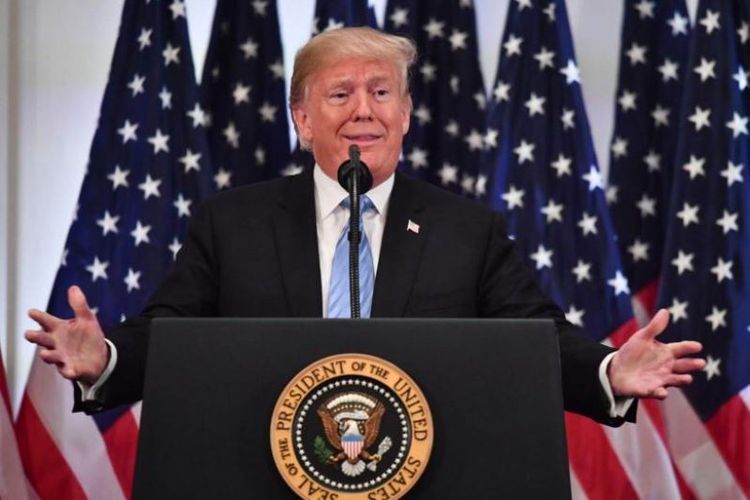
[133,318,570,499]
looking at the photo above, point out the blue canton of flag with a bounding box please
[657,0,750,491]
[16,0,215,497]
[313,0,378,34]
[384,0,488,197]
[201,0,297,185]
[607,0,692,316]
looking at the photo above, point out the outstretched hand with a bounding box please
[609,309,705,399]
[25,285,108,384]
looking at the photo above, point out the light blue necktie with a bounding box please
[327,196,375,318]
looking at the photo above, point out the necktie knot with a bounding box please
[340,195,374,215]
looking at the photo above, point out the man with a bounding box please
[26,27,704,424]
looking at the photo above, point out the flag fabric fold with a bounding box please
[1,349,30,500]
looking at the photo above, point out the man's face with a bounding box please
[292,58,411,187]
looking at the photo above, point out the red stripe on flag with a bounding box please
[607,318,639,349]
[101,412,139,500]
[633,279,659,317]
[704,395,750,496]
[15,394,87,500]
[0,358,12,418]
[565,412,638,500]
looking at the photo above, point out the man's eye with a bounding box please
[329,92,348,101]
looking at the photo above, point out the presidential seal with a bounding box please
[270,353,433,499]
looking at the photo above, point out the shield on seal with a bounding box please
[342,434,364,460]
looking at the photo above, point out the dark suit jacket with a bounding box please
[83,169,633,425]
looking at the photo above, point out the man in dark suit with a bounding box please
[26,27,704,425]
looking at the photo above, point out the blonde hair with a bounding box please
[289,27,417,148]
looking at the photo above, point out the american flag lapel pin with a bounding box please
[406,220,420,234]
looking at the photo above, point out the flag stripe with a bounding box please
[704,395,750,496]
[1,354,29,500]
[101,412,139,499]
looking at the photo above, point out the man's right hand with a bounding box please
[25,285,108,385]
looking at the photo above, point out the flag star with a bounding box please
[268,60,285,79]
[515,0,532,10]
[323,18,344,32]
[682,155,706,179]
[676,202,700,226]
[130,220,151,246]
[559,59,580,84]
[668,11,689,35]
[137,28,152,50]
[721,161,744,186]
[448,29,468,50]
[281,163,304,176]
[514,140,535,164]
[561,108,575,129]
[168,238,182,260]
[473,92,487,110]
[232,82,251,105]
[255,146,266,165]
[577,212,598,236]
[450,75,460,94]
[158,86,172,109]
[739,21,749,44]
[530,245,554,270]
[688,106,711,131]
[607,271,630,295]
[423,18,445,39]
[464,129,485,151]
[127,74,145,96]
[169,0,186,19]
[644,150,661,172]
[540,199,564,223]
[420,62,437,82]
[124,268,141,293]
[147,129,170,154]
[251,0,268,16]
[223,122,240,148]
[534,46,555,70]
[437,163,458,185]
[636,194,657,217]
[162,43,181,66]
[699,9,720,34]
[626,42,647,65]
[606,185,619,204]
[407,147,428,169]
[582,166,604,191]
[389,7,409,28]
[671,250,694,275]
[668,298,688,322]
[572,260,592,283]
[658,59,679,82]
[543,2,556,21]
[475,175,487,197]
[504,34,523,57]
[239,37,259,59]
[651,105,670,127]
[444,120,460,137]
[705,306,727,331]
[628,239,650,262]
[550,153,572,177]
[258,101,278,123]
[726,112,748,138]
[107,165,130,190]
[502,185,525,210]
[703,356,721,380]
[525,93,546,116]
[413,104,432,125]
[96,210,120,236]
[86,257,109,282]
[460,174,476,195]
[174,194,192,217]
[716,210,739,234]
[694,58,716,82]
[734,66,749,91]
[565,305,585,327]
[138,174,162,200]
[178,149,201,172]
[611,137,628,158]
[634,0,655,19]
[710,257,733,283]
[484,128,499,149]
[618,90,637,111]
[186,103,208,128]
[213,168,232,189]
[117,119,138,143]
[493,81,510,102]
[61,248,68,267]
[459,0,472,8]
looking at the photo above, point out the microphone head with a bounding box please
[337,145,373,194]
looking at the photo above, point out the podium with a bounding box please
[133,318,571,499]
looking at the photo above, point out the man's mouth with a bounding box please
[344,134,381,144]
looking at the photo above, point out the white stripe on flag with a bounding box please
[27,360,125,500]
[568,466,589,500]
[130,401,142,426]
[741,384,750,410]
[1,392,30,500]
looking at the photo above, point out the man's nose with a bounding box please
[351,91,374,121]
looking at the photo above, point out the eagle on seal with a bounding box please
[317,392,386,477]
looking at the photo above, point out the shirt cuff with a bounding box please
[599,351,635,418]
[77,338,118,402]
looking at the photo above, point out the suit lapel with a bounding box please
[372,173,427,317]
[271,169,322,317]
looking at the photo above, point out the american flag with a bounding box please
[1,348,29,499]
[14,1,214,498]
[313,0,378,34]
[655,0,750,496]
[201,0,300,184]
[384,0,488,198]
[607,0,692,319]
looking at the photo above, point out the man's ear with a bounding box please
[291,105,313,144]
[401,96,411,136]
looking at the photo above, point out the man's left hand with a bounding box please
[609,309,705,399]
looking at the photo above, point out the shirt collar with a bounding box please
[313,164,394,221]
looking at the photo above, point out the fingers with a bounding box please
[25,329,56,349]
[27,308,62,331]
[39,348,64,366]
[671,357,706,374]
[68,286,94,321]
[668,340,703,358]
[636,308,670,341]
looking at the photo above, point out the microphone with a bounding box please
[336,145,373,319]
